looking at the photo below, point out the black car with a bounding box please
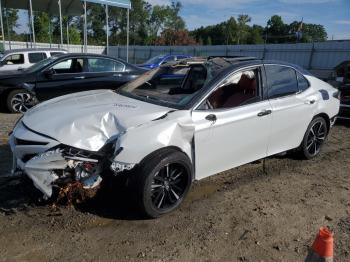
[0,53,147,113]
[332,60,350,120]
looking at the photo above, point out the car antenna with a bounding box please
[262,158,267,175]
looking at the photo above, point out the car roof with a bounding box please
[57,53,122,59]
[168,56,311,76]
[3,48,67,55]
[51,53,132,66]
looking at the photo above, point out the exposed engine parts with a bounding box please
[22,149,104,202]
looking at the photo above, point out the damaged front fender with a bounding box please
[111,110,195,170]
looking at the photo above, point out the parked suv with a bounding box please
[0,48,67,72]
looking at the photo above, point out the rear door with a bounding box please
[84,57,129,90]
[265,64,317,156]
[28,52,47,66]
[35,57,89,101]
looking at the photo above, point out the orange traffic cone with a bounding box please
[305,227,334,262]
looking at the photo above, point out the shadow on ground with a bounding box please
[0,164,146,220]
[76,177,147,220]
[0,144,12,177]
[336,119,350,128]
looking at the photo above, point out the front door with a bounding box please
[0,53,25,71]
[192,67,272,179]
[35,57,88,101]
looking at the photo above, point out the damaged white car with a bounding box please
[9,57,340,218]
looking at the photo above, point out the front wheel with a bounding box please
[6,89,37,113]
[298,117,328,159]
[135,149,193,218]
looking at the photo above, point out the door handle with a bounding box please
[205,114,217,122]
[74,76,85,79]
[257,109,272,117]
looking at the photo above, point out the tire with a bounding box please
[6,89,36,113]
[134,148,193,218]
[298,117,328,159]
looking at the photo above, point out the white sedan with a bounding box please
[9,57,340,218]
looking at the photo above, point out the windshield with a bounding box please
[144,55,165,65]
[25,56,58,73]
[118,58,231,109]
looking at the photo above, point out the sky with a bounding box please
[149,0,350,40]
[15,0,350,40]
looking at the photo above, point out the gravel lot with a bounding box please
[0,112,349,262]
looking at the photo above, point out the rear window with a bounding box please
[28,52,47,63]
[265,65,298,99]
[88,58,125,72]
[297,72,309,92]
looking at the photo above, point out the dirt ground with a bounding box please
[0,112,349,262]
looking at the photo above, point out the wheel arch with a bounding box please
[0,87,17,110]
[138,146,194,175]
[313,112,331,133]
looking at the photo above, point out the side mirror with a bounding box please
[336,76,344,83]
[44,68,54,78]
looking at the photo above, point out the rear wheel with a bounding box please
[134,149,193,218]
[298,117,328,159]
[6,89,36,113]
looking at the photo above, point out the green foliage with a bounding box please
[34,12,50,43]
[0,2,329,46]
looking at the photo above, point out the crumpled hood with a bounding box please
[22,90,172,151]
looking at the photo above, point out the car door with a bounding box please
[192,66,272,180]
[35,57,89,101]
[0,53,25,71]
[264,64,317,156]
[84,57,129,90]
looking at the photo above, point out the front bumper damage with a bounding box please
[9,122,112,200]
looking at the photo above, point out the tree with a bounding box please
[247,24,264,44]
[225,17,237,45]
[156,29,196,45]
[206,36,212,45]
[148,5,169,44]
[265,15,289,43]
[289,21,327,42]
[2,8,19,41]
[34,12,50,43]
[236,14,251,44]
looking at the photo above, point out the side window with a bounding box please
[88,58,125,72]
[297,72,309,92]
[51,58,84,74]
[28,52,47,63]
[177,55,189,60]
[265,65,298,99]
[198,69,260,110]
[164,56,175,63]
[4,54,24,65]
